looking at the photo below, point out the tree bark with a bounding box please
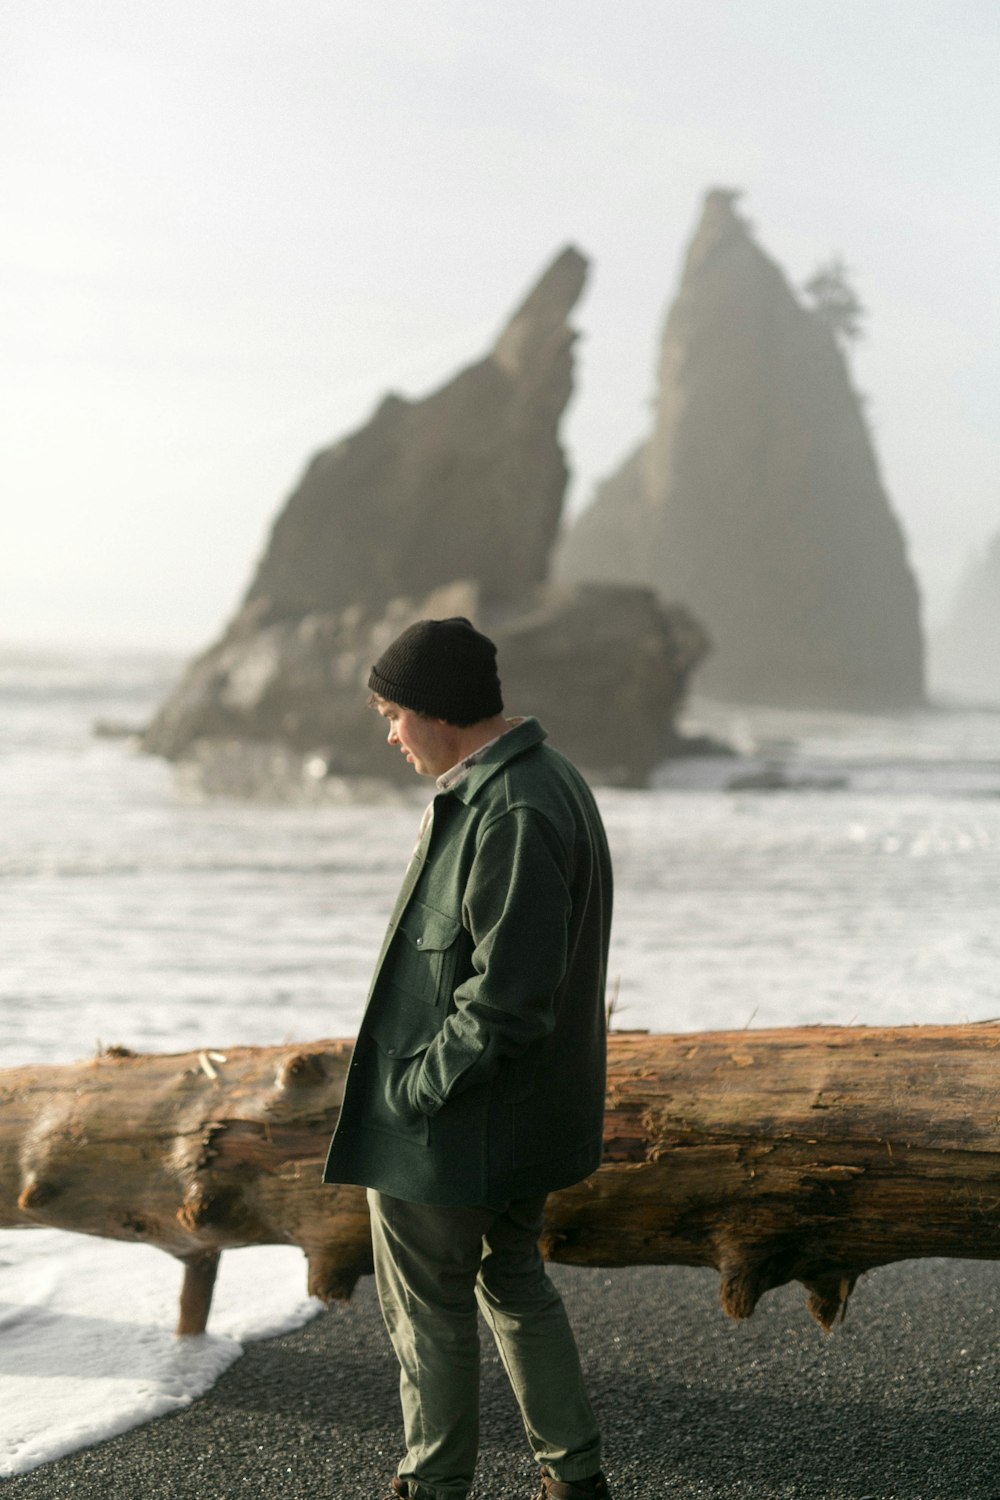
[4,1024,1000,1334]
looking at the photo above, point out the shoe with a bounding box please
[533,1467,611,1499]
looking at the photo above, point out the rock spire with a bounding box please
[557,190,925,710]
[239,246,588,628]
[143,248,707,787]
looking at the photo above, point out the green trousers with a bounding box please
[368,1189,603,1500]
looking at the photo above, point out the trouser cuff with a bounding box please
[542,1449,604,1483]
[405,1483,460,1500]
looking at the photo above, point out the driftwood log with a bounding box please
[4,1025,1000,1335]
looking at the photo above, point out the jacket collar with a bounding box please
[441,716,547,805]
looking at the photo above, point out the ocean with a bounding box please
[3,649,1000,1475]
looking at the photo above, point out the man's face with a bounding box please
[374,699,459,778]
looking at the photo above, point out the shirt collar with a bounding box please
[435,716,526,793]
[442,716,548,805]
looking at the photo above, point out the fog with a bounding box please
[2,0,998,651]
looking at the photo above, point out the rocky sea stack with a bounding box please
[930,530,1000,705]
[143,248,707,790]
[557,190,926,711]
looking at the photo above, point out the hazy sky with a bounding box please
[3,0,998,651]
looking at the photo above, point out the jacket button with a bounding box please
[387,1047,397,1056]
[416,936,423,947]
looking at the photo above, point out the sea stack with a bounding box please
[930,530,1000,704]
[239,245,588,624]
[143,248,708,788]
[557,190,926,710]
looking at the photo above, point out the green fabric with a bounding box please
[324,717,613,1206]
[369,1190,602,1499]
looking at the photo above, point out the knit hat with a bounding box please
[368,617,504,724]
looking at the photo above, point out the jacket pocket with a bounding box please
[362,1016,432,1144]
[391,901,463,1006]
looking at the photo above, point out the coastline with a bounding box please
[5,1259,1000,1498]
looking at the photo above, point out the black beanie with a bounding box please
[368,617,504,724]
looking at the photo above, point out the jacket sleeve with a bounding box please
[408,804,572,1116]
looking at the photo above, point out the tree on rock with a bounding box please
[557,189,924,711]
[803,256,866,344]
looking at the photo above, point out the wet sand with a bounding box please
[5,1259,999,1498]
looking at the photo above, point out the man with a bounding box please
[324,616,613,1500]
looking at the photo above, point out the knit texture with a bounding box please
[368,617,503,724]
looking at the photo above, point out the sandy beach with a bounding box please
[5,1257,999,1499]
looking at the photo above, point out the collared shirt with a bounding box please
[413,718,525,850]
[435,716,525,793]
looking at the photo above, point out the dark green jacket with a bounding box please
[323,718,613,1206]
